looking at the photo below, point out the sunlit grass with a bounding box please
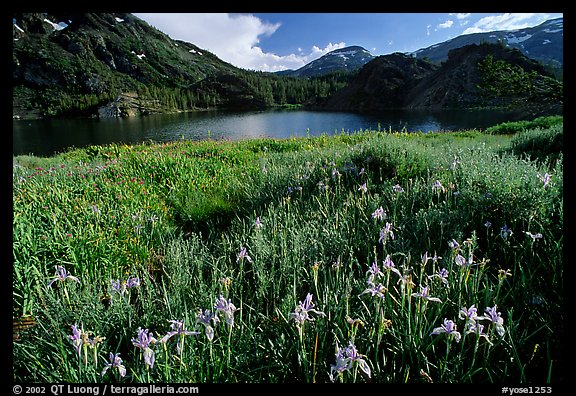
[13,124,563,383]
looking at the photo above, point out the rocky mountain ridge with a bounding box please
[276,46,375,77]
[316,42,562,118]
[411,17,563,77]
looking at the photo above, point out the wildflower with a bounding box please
[465,322,493,345]
[428,268,449,287]
[69,324,83,356]
[367,261,382,279]
[131,327,157,369]
[126,276,140,288]
[524,231,543,242]
[219,277,232,291]
[432,180,446,193]
[47,265,80,287]
[358,183,367,193]
[397,273,416,291]
[481,305,506,337]
[484,221,492,228]
[538,172,551,188]
[371,206,386,221]
[454,253,474,267]
[159,320,200,355]
[379,222,395,244]
[289,293,325,327]
[430,318,461,343]
[214,295,238,328]
[411,285,442,303]
[361,280,387,299]
[329,341,371,382]
[148,214,158,223]
[101,352,126,378]
[91,205,101,215]
[382,254,401,277]
[392,184,404,193]
[459,305,479,324]
[196,309,220,341]
[448,239,460,251]
[236,247,252,264]
[160,320,200,343]
[254,216,263,228]
[498,268,512,281]
[500,224,513,240]
[451,157,460,171]
[332,168,341,178]
[110,276,140,300]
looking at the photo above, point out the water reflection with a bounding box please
[13,108,522,157]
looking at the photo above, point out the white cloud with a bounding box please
[450,13,471,20]
[462,13,551,34]
[426,24,432,36]
[133,13,345,72]
[437,20,454,29]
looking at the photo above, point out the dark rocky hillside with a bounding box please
[315,53,437,112]
[317,43,562,117]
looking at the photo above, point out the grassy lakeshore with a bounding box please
[13,120,563,383]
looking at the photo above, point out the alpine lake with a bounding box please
[13,108,525,157]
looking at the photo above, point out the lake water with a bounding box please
[13,108,522,157]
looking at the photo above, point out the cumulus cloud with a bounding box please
[462,13,552,34]
[450,13,471,20]
[437,20,454,29]
[134,13,345,72]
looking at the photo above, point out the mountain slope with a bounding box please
[316,52,437,112]
[318,43,562,116]
[411,17,563,76]
[13,13,261,118]
[277,46,375,77]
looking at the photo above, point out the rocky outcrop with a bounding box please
[97,92,161,117]
[319,53,437,112]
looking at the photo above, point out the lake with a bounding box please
[13,108,523,157]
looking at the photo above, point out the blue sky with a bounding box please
[134,13,563,72]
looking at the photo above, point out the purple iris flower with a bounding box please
[101,352,126,378]
[289,293,325,326]
[329,341,371,382]
[428,268,449,286]
[382,255,401,277]
[236,247,252,263]
[131,327,157,369]
[69,324,83,356]
[379,223,395,244]
[459,305,479,323]
[411,285,442,303]
[214,296,238,327]
[371,206,386,221]
[47,265,80,287]
[430,318,462,343]
[196,309,220,341]
[481,305,506,337]
[159,320,200,343]
[361,279,387,299]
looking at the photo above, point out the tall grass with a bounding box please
[12,123,563,383]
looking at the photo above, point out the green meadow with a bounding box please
[12,117,563,383]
